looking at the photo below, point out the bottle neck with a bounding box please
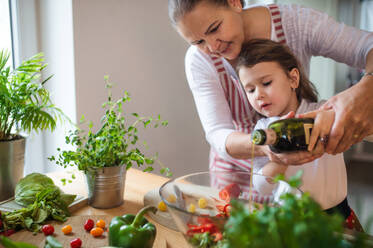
[252,129,277,145]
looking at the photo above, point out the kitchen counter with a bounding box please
[9,168,190,248]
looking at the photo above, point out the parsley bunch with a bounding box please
[222,173,370,248]
[188,172,371,248]
[49,76,170,179]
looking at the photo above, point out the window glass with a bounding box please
[0,0,13,66]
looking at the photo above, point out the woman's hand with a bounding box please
[320,76,373,154]
[298,108,335,152]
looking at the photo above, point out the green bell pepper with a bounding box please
[109,205,157,248]
[0,236,38,248]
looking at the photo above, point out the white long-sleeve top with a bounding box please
[252,100,347,209]
[185,4,373,161]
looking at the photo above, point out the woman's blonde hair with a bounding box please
[236,39,318,102]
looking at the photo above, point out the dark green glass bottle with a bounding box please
[251,118,314,153]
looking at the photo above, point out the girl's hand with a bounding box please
[262,145,322,166]
[298,108,335,152]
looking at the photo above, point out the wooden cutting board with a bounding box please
[0,195,88,213]
[143,187,179,232]
[8,215,167,248]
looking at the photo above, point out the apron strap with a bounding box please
[268,4,287,44]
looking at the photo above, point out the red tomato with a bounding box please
[70,238,82,248]
[84,218,94,231]
[1,229,15,236]
[42,224,54,236]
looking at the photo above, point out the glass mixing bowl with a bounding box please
[159,171,302,246]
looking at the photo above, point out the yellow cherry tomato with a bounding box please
[198,198,208,209]
[158,201,167,212]
[61,224,72,235]
[167,194,176,203]
[90,227,104,237]
[96,219,106,229]
[188,203,196,213]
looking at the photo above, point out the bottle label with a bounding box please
[303,123,313,145]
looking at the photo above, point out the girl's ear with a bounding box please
[289,68,300,90]
[227,0,243,11]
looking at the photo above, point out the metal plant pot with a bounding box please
[0,137,25,201]
[85,165,127,209]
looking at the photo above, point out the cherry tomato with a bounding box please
[96,219,106,229]
[84,218,94,231]
[90,227,104,237]
[61,224,72,235]
[2,229,15,236]
[42,224,54,236]
[70,238,82,248]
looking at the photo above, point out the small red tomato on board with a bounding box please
[84,218,94,231]
[42,224,54,236]
[70,238,82,248]
[0,229,15,236]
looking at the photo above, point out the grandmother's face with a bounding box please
[176,0,245,60]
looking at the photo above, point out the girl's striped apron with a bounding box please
[209,4,285,204]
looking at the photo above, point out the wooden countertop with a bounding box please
[9,168,190,248]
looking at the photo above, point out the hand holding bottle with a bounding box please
[298,108,335,152]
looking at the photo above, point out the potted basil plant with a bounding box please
[49,77,170,209]
[0,50,65,201]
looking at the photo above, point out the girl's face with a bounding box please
[238,61,300,117]
[176,0,245,60]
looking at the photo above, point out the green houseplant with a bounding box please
[0,50,65,201]
[49,77,170,208]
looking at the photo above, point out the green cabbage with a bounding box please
[15,173,76,207]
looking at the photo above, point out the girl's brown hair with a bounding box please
[236,39,318,103]
[168,0,245,26]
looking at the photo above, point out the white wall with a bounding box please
[276,0,338,100]
[72,1,209,177]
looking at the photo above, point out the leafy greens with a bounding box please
[1,173,76,233]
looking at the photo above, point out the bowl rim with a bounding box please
[159,170,302,218]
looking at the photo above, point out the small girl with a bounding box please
[236,39,363,231]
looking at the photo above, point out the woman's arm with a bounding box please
[291,6,373,154]
[323,48,373,154]
[185,47,266,159]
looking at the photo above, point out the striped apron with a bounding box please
[209,4,286,204]
[209,4,285,173]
